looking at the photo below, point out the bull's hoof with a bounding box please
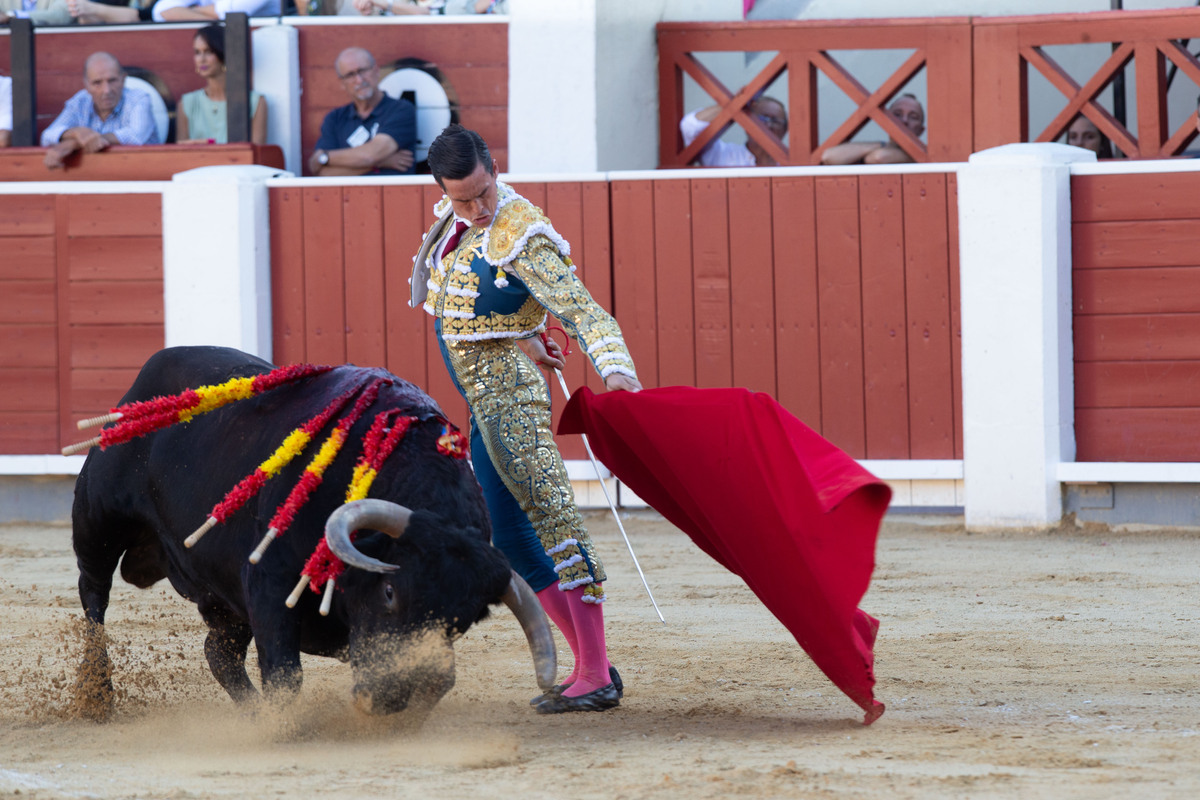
[533,682,620,714]
[529,665,623,706]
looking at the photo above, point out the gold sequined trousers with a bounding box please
[441,335,606,594]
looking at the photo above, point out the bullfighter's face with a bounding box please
[441,159,500,229]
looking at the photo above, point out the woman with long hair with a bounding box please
[176,24,268,145]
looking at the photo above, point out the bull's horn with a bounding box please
[501,572,558,691]
[324,499,409,573]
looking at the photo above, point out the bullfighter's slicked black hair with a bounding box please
[428,124,492,188]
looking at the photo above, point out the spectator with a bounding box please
[41,52,160,170]
[821,94,925,165]
[679,95,788,168]
[1,0,78,26]
[176,24,268,145]
[1064,115,1113,159]
[151,0,278,21]
[351,0,507,14]
[67,0,155,23]
[308,47,416,177]
[0,73,11,148]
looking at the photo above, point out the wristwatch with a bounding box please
[316,151,330,166]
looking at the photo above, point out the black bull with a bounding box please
[71,346,554,718]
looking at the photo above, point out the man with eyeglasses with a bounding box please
[680,93,788,168]
[309,47,416,176]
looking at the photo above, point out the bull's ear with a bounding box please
[325,499,408,573]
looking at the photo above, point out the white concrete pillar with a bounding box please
[252,25,301,176]
[508,0,598,171]
[957,143,1093,529]
[162,164,291,362]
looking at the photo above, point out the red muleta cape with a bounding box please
[559,385,891,724]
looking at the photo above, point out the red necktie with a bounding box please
[442,220,470,257]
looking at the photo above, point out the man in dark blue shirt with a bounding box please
[309,47,416,176]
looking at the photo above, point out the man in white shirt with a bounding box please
[680,95,788,168]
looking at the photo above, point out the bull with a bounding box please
[70,346,554,720]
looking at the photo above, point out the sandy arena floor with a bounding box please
[1,510,1197,799]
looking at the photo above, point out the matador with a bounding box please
[411,124,640,713]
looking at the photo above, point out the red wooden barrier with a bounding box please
[974,9,1200,158]
[0,144,283,182]
[657,18,975,167]
[1072,171,1200,461]
[269,174,962,461]
[607,173,961,460]
[0,192,164,454]
[660,9,1200,166]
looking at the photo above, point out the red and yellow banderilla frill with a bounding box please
[64,364,332,456]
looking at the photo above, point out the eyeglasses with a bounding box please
[754,112,786,128]
[338,65,374,83]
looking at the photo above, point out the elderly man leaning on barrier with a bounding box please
[40,52,160,170]
[821,94,925,166]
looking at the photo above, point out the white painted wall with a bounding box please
[252,25,302,176]
[508,0,599,172]
[510,0,738,172]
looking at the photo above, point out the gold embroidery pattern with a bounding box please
[443,337,606,589]
[511,237,637,381]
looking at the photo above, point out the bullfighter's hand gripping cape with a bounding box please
[559,385,892,724]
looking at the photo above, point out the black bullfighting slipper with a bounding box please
[533,681,620,714]
[529,665,623,706]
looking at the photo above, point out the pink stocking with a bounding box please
[560,586,612,697]
[536,585,580,685]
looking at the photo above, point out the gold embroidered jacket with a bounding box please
[420,183,637,382]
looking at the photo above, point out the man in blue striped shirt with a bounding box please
[41,52,159,170]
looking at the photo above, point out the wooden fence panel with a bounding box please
[902,173,956,459]
[581,181,615,396]
[770,176,822,430]
[1072,171,1200,461]
[651,180,695,390]
[690,178,734,389]
[0,197,57,454]
[381,185,434,396]
[56,193,164,445]
[342,186,389,369]
[270,185,308,365]
[728,177,777,397]
[541,181,587,461]
[813,176,867,458]
[610,181,660,389]
[858,174,911,458]
[947,174,964,459]
[301,186,348,366]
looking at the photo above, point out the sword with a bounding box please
[545,348,665,623]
